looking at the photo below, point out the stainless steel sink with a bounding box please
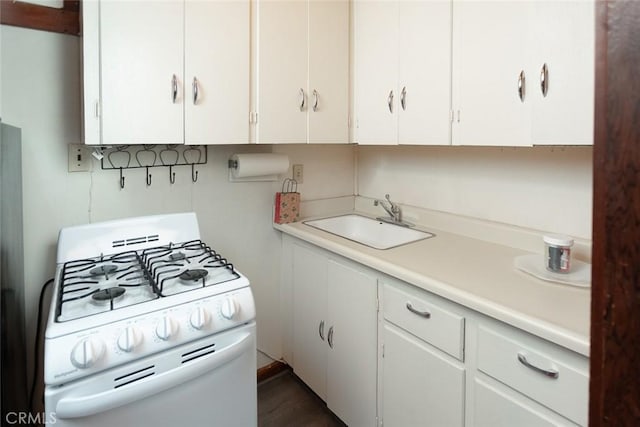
[303,214,434,250]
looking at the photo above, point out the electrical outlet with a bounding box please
[68,144,91,172]
[292,164,304,184]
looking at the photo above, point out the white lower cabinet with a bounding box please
[284,237,588,427]
[291,242,377,426]
[292,242,328,399]
[378,279,588,427]
[380,279,466,427]
[473,324,588,426]
[382,323,465,427]
[473,378,562,427]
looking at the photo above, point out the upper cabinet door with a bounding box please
[256,0,309,144]
[308,0,350,144]
[452,0,531,146]
[529,0,594,146]
[353,0,399,145]
[397,0,452,145]
[184,0,250,145]
[100,0,184,145]
[353,0,452,145]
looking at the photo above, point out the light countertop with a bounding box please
[274,213,590,357]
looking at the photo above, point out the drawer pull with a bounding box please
[406,302,431,319]
[328,326,334,349]
[517,352,559,379]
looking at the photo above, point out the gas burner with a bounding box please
[169,252,186,261]
[89,265,118,277]
[179,269,209,282]
[92,287,126,303]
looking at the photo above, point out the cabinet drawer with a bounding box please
[477,326,588,426]
[382,283,464,360]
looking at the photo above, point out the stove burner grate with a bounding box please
[89,264,118,277]
[55,239,242,321]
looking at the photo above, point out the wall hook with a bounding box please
[191,163,198,183]
[119,167,125,189]
[169,165,176,184]
[146,166,152,186]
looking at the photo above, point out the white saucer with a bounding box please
[514,254,591,288]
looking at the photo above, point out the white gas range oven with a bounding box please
[44,213,257,426]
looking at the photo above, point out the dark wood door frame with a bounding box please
[0,0,79,36]
[590,0,640,425]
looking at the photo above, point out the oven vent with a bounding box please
[181,343,216,364]
[112,234,160,248]
[113,365,155,389]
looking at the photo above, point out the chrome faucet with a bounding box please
[374,194,405,225]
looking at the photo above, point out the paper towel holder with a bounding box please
[227,153,288,182]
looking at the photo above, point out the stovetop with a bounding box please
[56,239,240,322]
[45,213,255,386]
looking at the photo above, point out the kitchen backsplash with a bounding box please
[357,145,592,240]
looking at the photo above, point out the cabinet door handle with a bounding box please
[400,86,407,111]
[327,326,334,349]
[387,90,394,113]
[192,77,199,105]
[312,89,319,112]
[540,63,549,97]
[518,70,526,103]
[517,352,559,379]
[171,74,178,104]
[299,88,306,111]
[318,320,325,341]
[406,302,431,319]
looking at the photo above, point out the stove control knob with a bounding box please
[190,307,209,330]
[70,337,105,369]
[220,297,238,320]
[156,316,178,341]
[117,326,142,352]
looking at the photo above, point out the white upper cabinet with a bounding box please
[353,0,452,145]
[83,0,250,145]
[256,0,350,144]
[97,0,185,145]
[184,0,250,145]
[452,0,530,147]
[397,0,453,145]
[353,0,398,145]
[452,0,594,146]
[529,0,594,146]
[308,0,350,144]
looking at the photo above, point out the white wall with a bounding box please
[357,145,593,239]
[0,25,354,398]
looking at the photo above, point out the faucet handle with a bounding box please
[385,194,399,211]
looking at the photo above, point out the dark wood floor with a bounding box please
[258,371,346,427]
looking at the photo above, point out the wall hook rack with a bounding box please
[100,145,208,189]
[191,164,198,183]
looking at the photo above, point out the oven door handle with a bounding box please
[54,330,254,419]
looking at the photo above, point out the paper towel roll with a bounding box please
[230,153,290,179]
